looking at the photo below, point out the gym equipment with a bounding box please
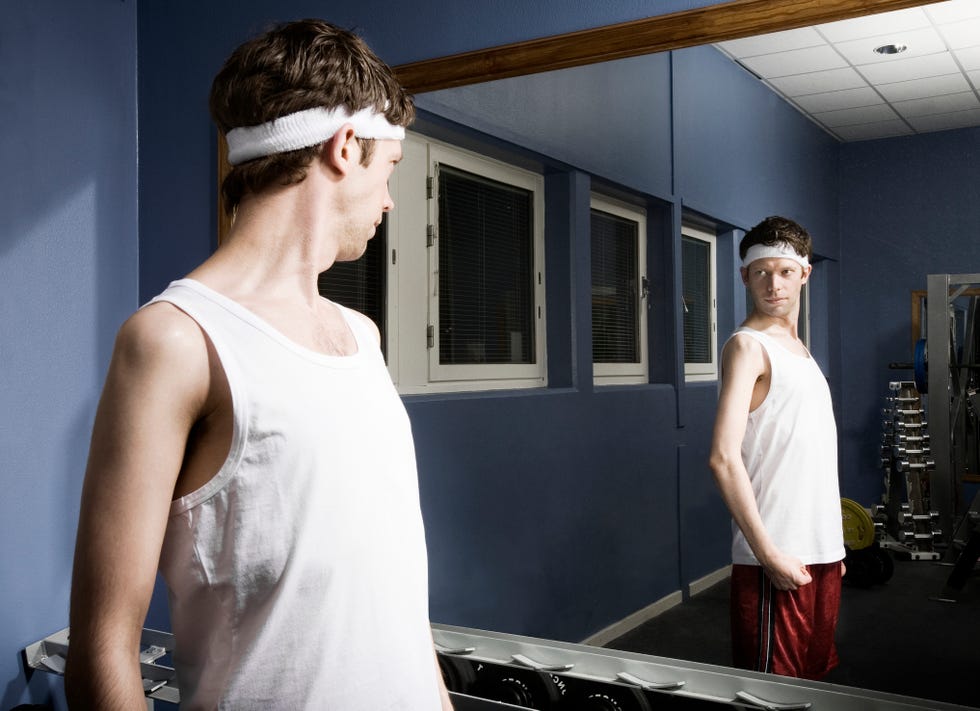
[886,274,980,598]
[841,498,893,587]
[23,627,177,709]
[876,381,941,560]
[25,624,978,710]
[925,273,980,557]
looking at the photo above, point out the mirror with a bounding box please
[386,0,975,705]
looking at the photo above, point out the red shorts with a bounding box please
[730,562,842,680]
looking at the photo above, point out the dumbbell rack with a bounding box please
[433,624,975,710]
[877,380,941,560]
[26,623,977,710]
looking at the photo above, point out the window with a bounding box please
[682,225,717,380]
[590,196,648,385]
[320,133,547,394]
[426,143,546,388]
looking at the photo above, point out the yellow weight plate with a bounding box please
[841,497,875,550]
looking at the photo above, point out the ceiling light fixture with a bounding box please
[874,43,907,55]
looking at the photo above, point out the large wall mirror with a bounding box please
[380,0,970,705]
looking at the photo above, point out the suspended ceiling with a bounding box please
[714,0,980,141]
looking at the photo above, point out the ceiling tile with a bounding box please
[813,103,902,128]
[711,1,980,142]
[738,45,849,79]
[923,0,980,24]
[955,45,980,71]
[765,67,869,96]
[830,120,915,141]
[892,90,980,117]
[936,17,980,50]
[876,72,971,101]
[834,27,947,66]
[857,52,960,83]
[793,86,884,113]
[716,27,826,58]
[816,7,931,42]
[906,107,980,132]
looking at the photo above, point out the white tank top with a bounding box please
[151,279,441,710]
[728,327,845,566]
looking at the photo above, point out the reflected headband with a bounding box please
[741,242,809,269]
[225,105,405,166]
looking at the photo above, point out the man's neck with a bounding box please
[742,310,801,341]
[191,177,340,308]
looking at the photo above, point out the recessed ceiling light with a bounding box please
[874,43,907,55]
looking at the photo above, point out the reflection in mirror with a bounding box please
[397,1,978,707]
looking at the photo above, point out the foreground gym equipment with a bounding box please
[23,624,976,710]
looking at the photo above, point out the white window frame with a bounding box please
[387,133,547,394]
[590,195,648,385]
[682,224,718,381]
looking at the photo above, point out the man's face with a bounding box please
[335,138,402,262]
[741,257,811,319]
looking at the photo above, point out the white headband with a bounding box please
[225,105,405,166]
[741,242,809,269]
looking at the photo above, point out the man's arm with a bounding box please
[708,334,812,591]
[65,304,211,709]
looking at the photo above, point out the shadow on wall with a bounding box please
[0,2,137,709]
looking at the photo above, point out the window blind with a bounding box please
[437,165,535,365]
[591,209,640,363]
[682,235,712,364]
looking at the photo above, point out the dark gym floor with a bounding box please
[605,555,980,708]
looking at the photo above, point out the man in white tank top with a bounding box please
[66,20,453,710]
[709,216,846,680]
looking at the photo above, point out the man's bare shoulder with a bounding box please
[721,331,768,381]
[113,301,208,370]
[723,331,764,360]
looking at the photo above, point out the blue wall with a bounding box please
[838,128,980,506]
[14,0,979,705]
[0,1,137,707]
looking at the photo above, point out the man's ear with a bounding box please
[322,124,357,175]
[740,266,749,286]
[801,264,813,283]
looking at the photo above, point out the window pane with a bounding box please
[591,209,639,363]
[682,235,712,364]
[438,165,534,365]
[317,217,387,358]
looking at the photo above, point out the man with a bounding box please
[66,19,453,710]
[708,216,845,680]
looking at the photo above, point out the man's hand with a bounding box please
[762,551,813,591]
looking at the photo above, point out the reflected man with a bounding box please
[709,216,845,679]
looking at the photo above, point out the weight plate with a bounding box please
[841,498,875,550]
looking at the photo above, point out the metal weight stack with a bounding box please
[876,380,941,560]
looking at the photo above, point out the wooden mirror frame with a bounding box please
[218,0,941,240]
[391,0,943,93]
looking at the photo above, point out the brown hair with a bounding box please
[210,19,414,213]
[739,215,813,262]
